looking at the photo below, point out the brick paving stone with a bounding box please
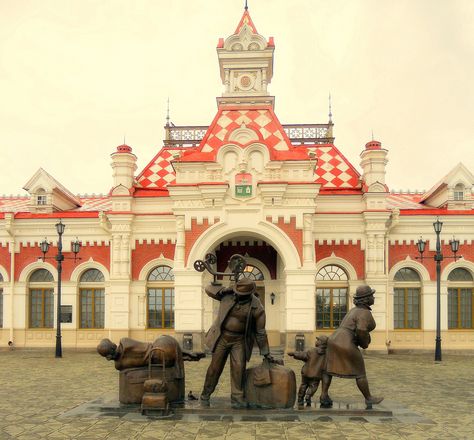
[1,349,474,439]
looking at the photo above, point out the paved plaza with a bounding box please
[1,348,473,439]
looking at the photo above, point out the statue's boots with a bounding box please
[200,394,211,406]
[365,396,384,405]
[320,396,333,408]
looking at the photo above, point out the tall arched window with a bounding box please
[241,265,264,281]
[315,265,348,329]
[393,268,421,329]
[0,272,3,328]
[29,269,54,328]
[448,268,473,329]
[147,266,175,329]
[79,269,105,329]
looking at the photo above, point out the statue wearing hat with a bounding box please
[200,277,271,408]
[319,285,383,408]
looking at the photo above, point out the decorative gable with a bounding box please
[23,168,81,213]
[421,163,474,209]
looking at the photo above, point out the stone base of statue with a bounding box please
[63,395,438,423]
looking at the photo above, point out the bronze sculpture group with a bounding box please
[97,254,383,411]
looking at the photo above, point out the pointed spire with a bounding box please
[327,93,334,141]
[328,93,333,123]
[165,97,171,142]
[235,7,258,34]
[245,0,248,11]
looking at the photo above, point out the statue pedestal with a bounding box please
[63,395,433,423]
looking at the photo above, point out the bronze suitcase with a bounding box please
[244,361,296,409]
[119,367,184,404]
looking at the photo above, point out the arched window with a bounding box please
[147,266,174,329]
[315,265,348,329]
[29,269,54,328]
[0,272,3,328]
[79,269,105,329]
[394,268,421,329]
[448,268,473,329]
[36,188,47,206]
[453,184,464,201]
[241,265,264,281]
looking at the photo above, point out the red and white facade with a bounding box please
[1,9,473,351]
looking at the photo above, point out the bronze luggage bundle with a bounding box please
[244,358,296,409]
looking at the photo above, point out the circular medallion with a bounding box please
[238,74,255,91]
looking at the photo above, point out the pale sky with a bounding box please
[0,0,473,196]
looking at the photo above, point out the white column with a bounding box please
[303,213,314,265]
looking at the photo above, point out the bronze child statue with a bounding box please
[288,335,328,408]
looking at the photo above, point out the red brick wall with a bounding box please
[266,216,303,265]
[216,242,277,279]
[389,240,474,280]
[0,244,10,276]
[185,218,219,265]
[315,240,365,279]
[132,240,176,280]
[15,242,110,281]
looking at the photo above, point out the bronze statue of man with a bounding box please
[200,277,271,408]
[320,285,383,408]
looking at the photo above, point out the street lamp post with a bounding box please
[40,220,81,358]
[416,218,461,362]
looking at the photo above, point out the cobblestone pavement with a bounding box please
[1,349,473,439]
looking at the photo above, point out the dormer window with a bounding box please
[36,189,47,206]
[453,184,464,201]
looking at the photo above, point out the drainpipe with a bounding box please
[384,208,399,353]
[5,213,15,346]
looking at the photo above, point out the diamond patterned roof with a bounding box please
[199,107,292,155]
[306,146,360,189]
[137,106,361,190]
[136,148,182,188]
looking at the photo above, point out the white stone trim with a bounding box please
[187,219,301,270]
[0,265,9,283]
[70,260,111,283]
[388,257,431,282]
[440,258,474,282]
[314,255,358,281]
[138,257,175,281]
[18,261,58,283]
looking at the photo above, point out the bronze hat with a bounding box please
[354,285,375,299]
[232,278,256,296]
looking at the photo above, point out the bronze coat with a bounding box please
[204,284,270,361]
[324,305,376,378]
[113,335,184,379]
[293,347,326,379]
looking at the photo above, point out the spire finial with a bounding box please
[328,92,333,123]
[371,130,374,141]
[245,0,248,10]
[166,97,170,127]
[123,134,126,145]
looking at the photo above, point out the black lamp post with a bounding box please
[40,220,81,358]
[416,217,461,362]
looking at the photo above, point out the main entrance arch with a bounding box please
[173,217,316,350]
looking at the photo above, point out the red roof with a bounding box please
[234,9,258,35]
[136,105,362,190]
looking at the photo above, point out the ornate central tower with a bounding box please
[216,8,275,107]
